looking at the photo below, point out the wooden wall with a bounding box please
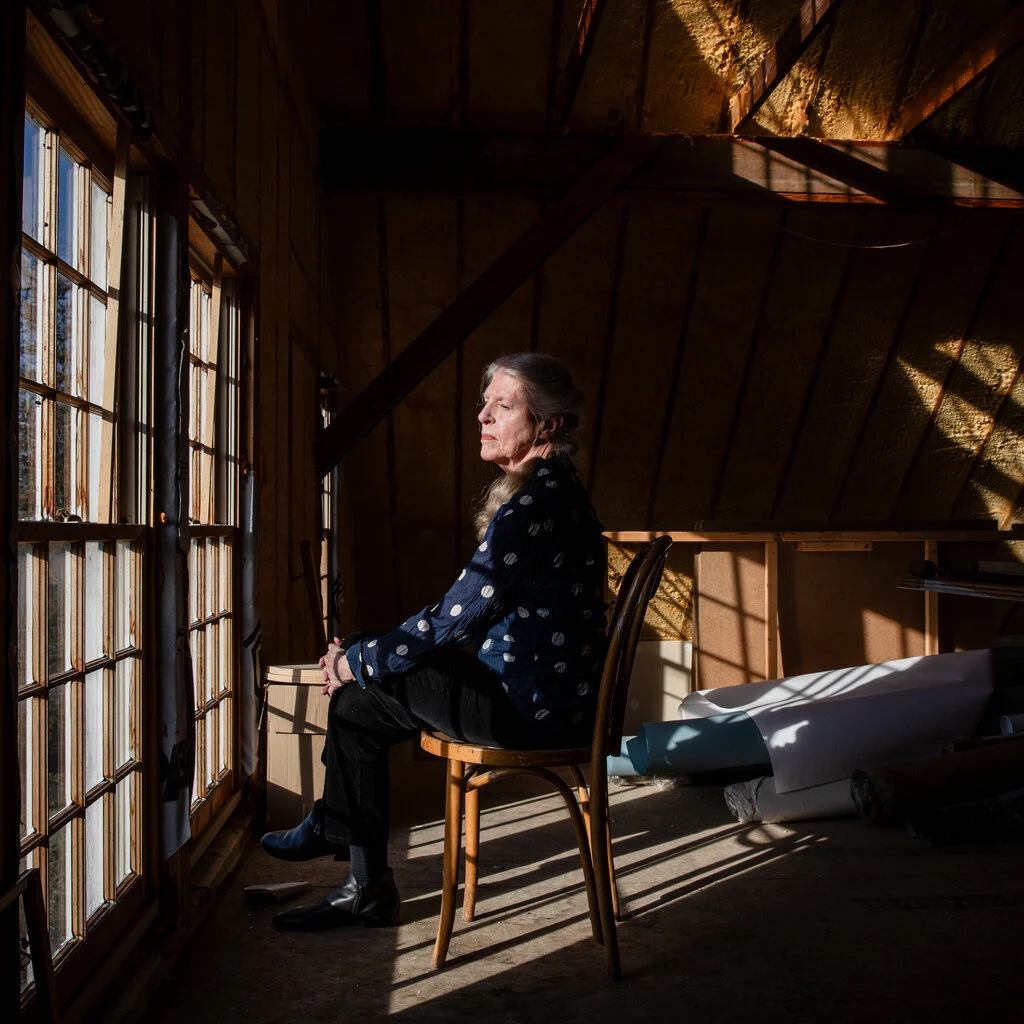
[90,0,335,662]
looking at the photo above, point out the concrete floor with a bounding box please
[137,772,1022,1024]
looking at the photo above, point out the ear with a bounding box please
[537,414,564,441]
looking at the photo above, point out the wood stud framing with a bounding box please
[557,0,609,127]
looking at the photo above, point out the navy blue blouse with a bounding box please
[346,456,607,731]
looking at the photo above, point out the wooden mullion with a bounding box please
[14,522,146,544]
[70,540,85,942]
[98,126,130,525]
[103,543,116,904]
[202,254,224,524]
[558,0,609,127]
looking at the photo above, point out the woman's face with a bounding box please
[478,370,541,471]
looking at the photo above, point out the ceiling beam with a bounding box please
[558,0,609,126]
[894,2,1024,138]
[729,0,847,134]
[315,133,663,475]
[319,128,1024,208]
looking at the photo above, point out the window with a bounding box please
[16,104,147,982]
[186,250,241,836]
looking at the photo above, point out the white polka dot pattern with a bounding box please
[577,681,590,696]
[537,608,550,618]
[417,619,430,632]
[503,634,514,642]
[503,552,518,565]
[481,584,495,598]
[450,604,462,616]
[519,494,533,505]
[517,607,529,618]
[367,639,377,648]
[571,582,583,595]
[553,552,564,568]
[482,638,492,650]
[528,523,540,536]
[366,665,374,677]
[504,652,515,663]
[535,708,550,720]
[395,644,408,656]
[458,569,466,580]
[479,541,488,552]
[554,662,566,673]
[551,632,565,646]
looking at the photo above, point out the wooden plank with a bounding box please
[764,540,779,680]
[98,126,130,524]
[605,529,1015,543]
[319,130,1024,207]
[894,3,1024,137]
[729,0,847,133]
[316,134,663,476]
[635,0,657,132]
[797,541,874,552]
[557,0,609,126]
[923,540,940,655]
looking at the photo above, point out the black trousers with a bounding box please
[321,646,586,847]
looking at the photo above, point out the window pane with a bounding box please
[90,178,109,290]
[116,541,137,649]
[89,408,106,523]
[48,826,72,952]
[86,797,105,918]
[19,854,34,992]
[206,703,217,787]
[22,116,46,241]
[55,273,84,398]
[48,543,73,678]
[85,542,104,663]
[47,684,71,818]
[54,402,85,521]
[17,545,36,688]
[189,539,200,624]
[219,693,231,774]
[85,669,105,791]
[89,293,106,406]
[19,699,34,839]
[57,147,81,270]
[17,390,43,521]
[19,249,43,381]
[116,774,135,885]
[206,621,217,702]
[115,657,136,768]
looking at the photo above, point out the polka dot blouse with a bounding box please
[346,456,608,731]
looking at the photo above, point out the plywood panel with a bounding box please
[695,544,766,690]
[713,207,861,520]
[386,198,460,615]
[651,205,781,527]
[591,203,703,528]
[834,213,1012,521]
[383,0,461,124]
[777,542,925,677]
[466,0,550,129]
[776,212,934,521]
[536,203,621,479]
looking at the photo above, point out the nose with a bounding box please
[478,404,492,424]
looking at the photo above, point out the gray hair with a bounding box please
[481,353,584,458]
[473,353,585,539]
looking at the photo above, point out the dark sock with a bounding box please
[349,842,387,886]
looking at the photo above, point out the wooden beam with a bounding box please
[606,528,1015,543]
[558,0,609,126]
[319,129,1024,208]
[764,540,779,679]
[894,3,1024,137]
[316,134,663,476]
[923,540,940,654]
[729,0,847,133]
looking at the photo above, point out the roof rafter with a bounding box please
[894,2,1024,138]
[729,0,847,134]
[316,134,663,476]
[558,0,609,126]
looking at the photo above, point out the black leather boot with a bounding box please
[260,805,349,862]
[273,868,401,930]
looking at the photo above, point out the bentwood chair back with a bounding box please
[419,535,672,979]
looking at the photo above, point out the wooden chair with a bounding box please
[420,535,672,980]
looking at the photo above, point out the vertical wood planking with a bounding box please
[835,213,1013,521]
[775,212,934,521]
[923,540,939,655]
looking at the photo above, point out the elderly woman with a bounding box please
[262,353,607,930]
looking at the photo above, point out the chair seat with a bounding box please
[420,729,591,768]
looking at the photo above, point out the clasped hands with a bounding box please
[320,636,356,696]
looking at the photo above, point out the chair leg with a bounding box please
[463,782,480,922]
[570,765,592,848]
[432,756,465,969]
[591,778,620,980]
[605,794,621,920]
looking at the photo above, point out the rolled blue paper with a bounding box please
[632,713,769,775]
[606,736,642,777]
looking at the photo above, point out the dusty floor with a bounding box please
[136,772,1021,1023]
